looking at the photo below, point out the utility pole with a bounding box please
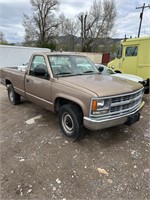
[80,14,87,51]
[136,3,150,37]
[81,15,84,51]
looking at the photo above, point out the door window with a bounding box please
[125,46,138,57]
[29,55,49,79]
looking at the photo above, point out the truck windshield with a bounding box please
[48,55,99,77]
[116,44,122,59]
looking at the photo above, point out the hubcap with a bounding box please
[62,112,74,135]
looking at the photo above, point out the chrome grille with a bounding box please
[110,89,143,116]
[98,88,144,119]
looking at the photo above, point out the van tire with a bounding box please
[8,84,20,105]
[58,104,85,141]
[115,70,121,73]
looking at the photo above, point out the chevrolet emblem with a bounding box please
[130,99,134,103]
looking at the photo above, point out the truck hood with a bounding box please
[59,74,143,97]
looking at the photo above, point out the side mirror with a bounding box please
[34,67,46,76]
[114,52,117,58]
[98,66,104,72]
[34,65,49,79]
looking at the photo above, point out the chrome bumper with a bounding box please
[84,101,145,131]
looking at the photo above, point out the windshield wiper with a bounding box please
[55,72,72,76]
[83,70,95,74]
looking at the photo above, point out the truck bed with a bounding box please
[0,67,26,97]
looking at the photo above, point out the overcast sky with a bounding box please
[0,0,150,43]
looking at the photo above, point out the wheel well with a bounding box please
[54,98,83,115]
[5,79,12,86]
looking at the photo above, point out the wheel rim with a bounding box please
[62,112,74,135]
[9,90,14,102]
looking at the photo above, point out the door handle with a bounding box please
[26,78,33,83]
[26,79,33,83]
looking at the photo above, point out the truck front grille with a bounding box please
[97,88,144,119]
[110,89,143,115]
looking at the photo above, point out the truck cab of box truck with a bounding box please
[108,36,150,93]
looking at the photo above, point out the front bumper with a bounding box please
[84,101,145,131]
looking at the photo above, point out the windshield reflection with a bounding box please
[48,55,99,77]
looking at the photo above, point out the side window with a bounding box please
[125,46,138,57]
[29,55,49,79]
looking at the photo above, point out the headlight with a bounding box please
[97,99,105,107]
[91,98,110,115]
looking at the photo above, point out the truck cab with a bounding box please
[108,36,150,93]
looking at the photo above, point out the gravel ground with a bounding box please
[0,84,149,200]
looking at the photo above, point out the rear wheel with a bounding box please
[8,84,20,105]
[58,104,85,141]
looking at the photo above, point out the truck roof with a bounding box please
[121,36,150,43]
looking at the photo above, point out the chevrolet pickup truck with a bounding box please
[0,52,145,140]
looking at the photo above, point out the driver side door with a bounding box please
[25,55,53,110]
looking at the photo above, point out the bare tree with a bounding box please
[58,13,80,36]
[23,0,60,47]
[78,0,117,51]
[0,31,7,44]
[58,13,80,51]
[23,14,37,46]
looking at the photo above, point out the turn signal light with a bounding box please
[92,100,97,111]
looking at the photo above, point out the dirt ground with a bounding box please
[0,84,149,200]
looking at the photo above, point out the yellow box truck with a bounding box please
[108,36,150,93]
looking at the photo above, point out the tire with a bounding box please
[144,79,149,94]
[58,104,85,141]
[115,70,121,73]
[144,88,149,94]
[8,84,20,105]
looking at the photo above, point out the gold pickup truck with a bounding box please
[0,52,145,140]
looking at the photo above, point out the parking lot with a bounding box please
[0,84,149,200]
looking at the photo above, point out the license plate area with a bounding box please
[125,113,140,126]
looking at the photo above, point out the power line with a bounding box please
[136,3,150,37]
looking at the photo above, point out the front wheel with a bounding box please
[58,104,85,141]
[7,84,20,105]
[115,70,121,73]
